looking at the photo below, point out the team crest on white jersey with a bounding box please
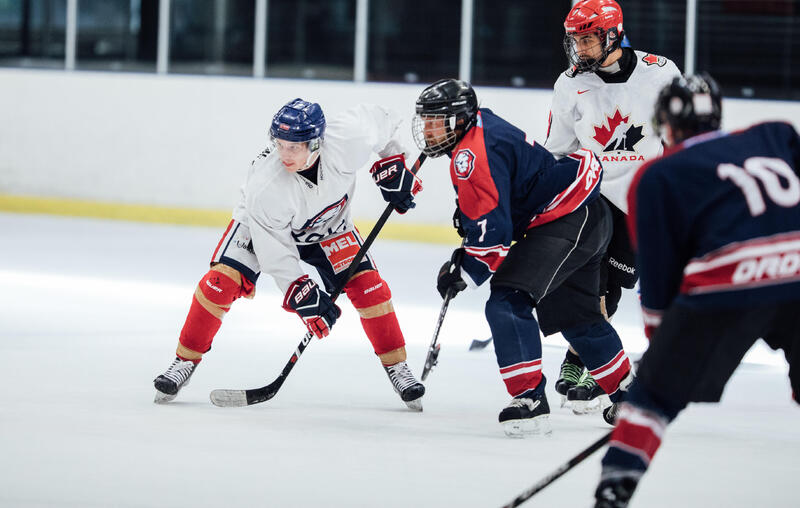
[592,109,645,155]
[641,53,667,67]
[454,149,476,179]
[300,195,348,231]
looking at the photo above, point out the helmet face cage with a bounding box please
[412,79,478,158]
[412,113,458,158]
[563,26,621,74]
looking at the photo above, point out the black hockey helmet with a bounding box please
[412,78,479,157]
[654,72,722,144]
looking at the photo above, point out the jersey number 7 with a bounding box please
[717,157,800,216]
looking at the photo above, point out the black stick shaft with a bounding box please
[501,431,612,508]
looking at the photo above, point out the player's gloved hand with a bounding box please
[437,248,467,299]
[370,154,422,214]
[282,275,341,339]
[452,199,465,238]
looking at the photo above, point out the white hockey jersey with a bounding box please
[545,50,681,213]
[231,104,408,294]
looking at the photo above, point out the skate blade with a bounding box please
[559,394,570,408]
[502,415,552,438]
[404,398,423,412]
[570,395,611,415]
[154,390,177,404]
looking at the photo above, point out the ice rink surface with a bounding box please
[1,212,797,508]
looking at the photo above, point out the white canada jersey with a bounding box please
[231,104,407,293]
[545,50,680,213]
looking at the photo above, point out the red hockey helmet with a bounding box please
[563,0,624,75]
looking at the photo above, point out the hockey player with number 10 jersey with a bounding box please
[594,73,800,508]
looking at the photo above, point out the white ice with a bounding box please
[1,212,797,508]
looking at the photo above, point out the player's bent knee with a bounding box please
[345,270,393,317]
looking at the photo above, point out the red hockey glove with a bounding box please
[370,154,422,214]
[283,275,341,339]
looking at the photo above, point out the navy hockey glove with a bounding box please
[452,199,465,238]
[437,248,467,299]
[282,275,342,339]
[370,154,422,214]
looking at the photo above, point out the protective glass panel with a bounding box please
[472,0,571,88]
[368,0,459,83]
[0,0,66,69]
[696,0,800,100]
[169,0,255,76]
[75,0,158,72]
[266,0,355,80]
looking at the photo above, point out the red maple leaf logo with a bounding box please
[642,54,660,65]
[592,109,629,146]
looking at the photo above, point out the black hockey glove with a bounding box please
[370,154,422,214]
[452,199,465,238]
[282,275,341,339]
[437,248,467,299]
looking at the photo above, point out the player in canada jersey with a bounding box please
[593,74,800,507]
[413,78,633,437]
[544,0,681,412]
[153,98,427,410]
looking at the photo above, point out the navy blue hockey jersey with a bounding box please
[450,109,602,286]
[627,121,800,335]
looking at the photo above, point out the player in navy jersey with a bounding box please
[594,73,800,507]
[413,79,634,437]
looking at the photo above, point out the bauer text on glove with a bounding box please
[370,154,423,214]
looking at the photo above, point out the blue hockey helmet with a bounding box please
[270,98,326,145]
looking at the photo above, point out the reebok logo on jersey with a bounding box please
[609,256,636,274]
[453,149,476,180]
[592,109,644,154]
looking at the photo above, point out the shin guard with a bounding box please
[344,270,405,362]
[177,264,254,362]
[562,320,631,399]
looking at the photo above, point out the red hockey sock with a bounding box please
[344,270,405,360]
[177,265,254,362]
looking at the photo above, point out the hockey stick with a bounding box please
[210,153,427,407]
[420,241,465,381]
[468,336,493,351]
[420,289,453,381]
[500,431,612,507]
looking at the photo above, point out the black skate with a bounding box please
[554,358,584,407]
[384,361,425,411]
[594,475,640,508]
[567,372,610,415]
[498,390,552,438]
[154,357,197,403]
[602,371,635,425]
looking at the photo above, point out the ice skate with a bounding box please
[554,358,584,407]
[498,390,552,438]
[153,357,197,403]
[594,475,639,508]
[567,372,611,414]
[384,361,425,411]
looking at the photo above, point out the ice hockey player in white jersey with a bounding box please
[153,98,426,410]
[544,0,681,415]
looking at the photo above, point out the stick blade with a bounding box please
[209,389,249,407]
[469,337,493,351]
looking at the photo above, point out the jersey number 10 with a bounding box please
[717,157,800,216]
